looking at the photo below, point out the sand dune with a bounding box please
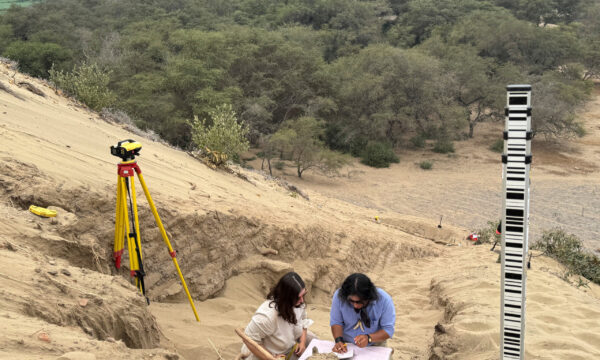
[1,62,600,360]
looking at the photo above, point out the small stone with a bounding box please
[35,268,41,273]
[61,269,71,276]
[48,270,58,276]
[37,332,51,343]
[78,298,89,307]
[49,260,56,266]
[106,337,115,343]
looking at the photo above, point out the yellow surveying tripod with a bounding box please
[111,139,200,322]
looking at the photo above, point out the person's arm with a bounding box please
[242,311,276,358]
[331,324,347,353]
[378,291,396,340]
[330,291,347,353]
[331,324,344,340]
[295,305,314,356]
[294,328,308,355]
[354,329,390,347]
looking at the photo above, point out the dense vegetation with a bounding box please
[1,0,598,167]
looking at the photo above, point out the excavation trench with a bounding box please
[1,159,442,352]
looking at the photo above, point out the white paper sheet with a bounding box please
[298,339,392,360]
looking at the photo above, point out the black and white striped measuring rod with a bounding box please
[501,84,532,360]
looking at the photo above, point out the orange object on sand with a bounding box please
[37,332,51,343]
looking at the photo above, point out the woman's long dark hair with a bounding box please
[338,273,378,302]
[267,272,305,325]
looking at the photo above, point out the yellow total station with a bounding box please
[111,139,200,322]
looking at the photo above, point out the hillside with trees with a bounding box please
[1,0,597,170]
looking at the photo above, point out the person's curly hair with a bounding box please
[338,273,378,302]
[267,272,305,325]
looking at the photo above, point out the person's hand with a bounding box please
[332,341,347,353]
[294,341,306,356]
[354,334,369,348]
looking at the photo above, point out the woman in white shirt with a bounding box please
[242,272,315,359]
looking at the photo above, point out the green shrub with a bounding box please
[433,139,455,154]
[49,62,115,111]
[419,161,433,170]
[360,141,399,168]
[349,136,369,157]
[489,139,504,153]
[532,229,600,285]
[410,135,426,149]
[474,220,501,245]
[274,161,285,170]
[189,104,249,164]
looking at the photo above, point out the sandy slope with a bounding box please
[1,63,600,360]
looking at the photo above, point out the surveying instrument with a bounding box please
[111,139,200,322]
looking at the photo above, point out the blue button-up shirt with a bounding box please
[330,288,396,344]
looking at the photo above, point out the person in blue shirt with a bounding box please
[330,273,396,354]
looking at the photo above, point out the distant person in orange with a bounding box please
[241,272,315,359]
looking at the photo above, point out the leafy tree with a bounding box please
[189,104,250,164]
[258,130,294,176]
[274,116,349,177]
[495,0,588,25]
[225,27,328,136]
[445,11,579,73]
[0,24,14,51]
[3,41,70,77]
[49,62,116,111]
[327,44,461,147]
[423,41,514,137]
[531,71,591,138]
[392,0,497,46]
[578,2,600,80]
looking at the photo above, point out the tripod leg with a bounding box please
[114,175,124,268]
[120,177,138,288]
[129,177,148,302]
[137,173,200,322]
